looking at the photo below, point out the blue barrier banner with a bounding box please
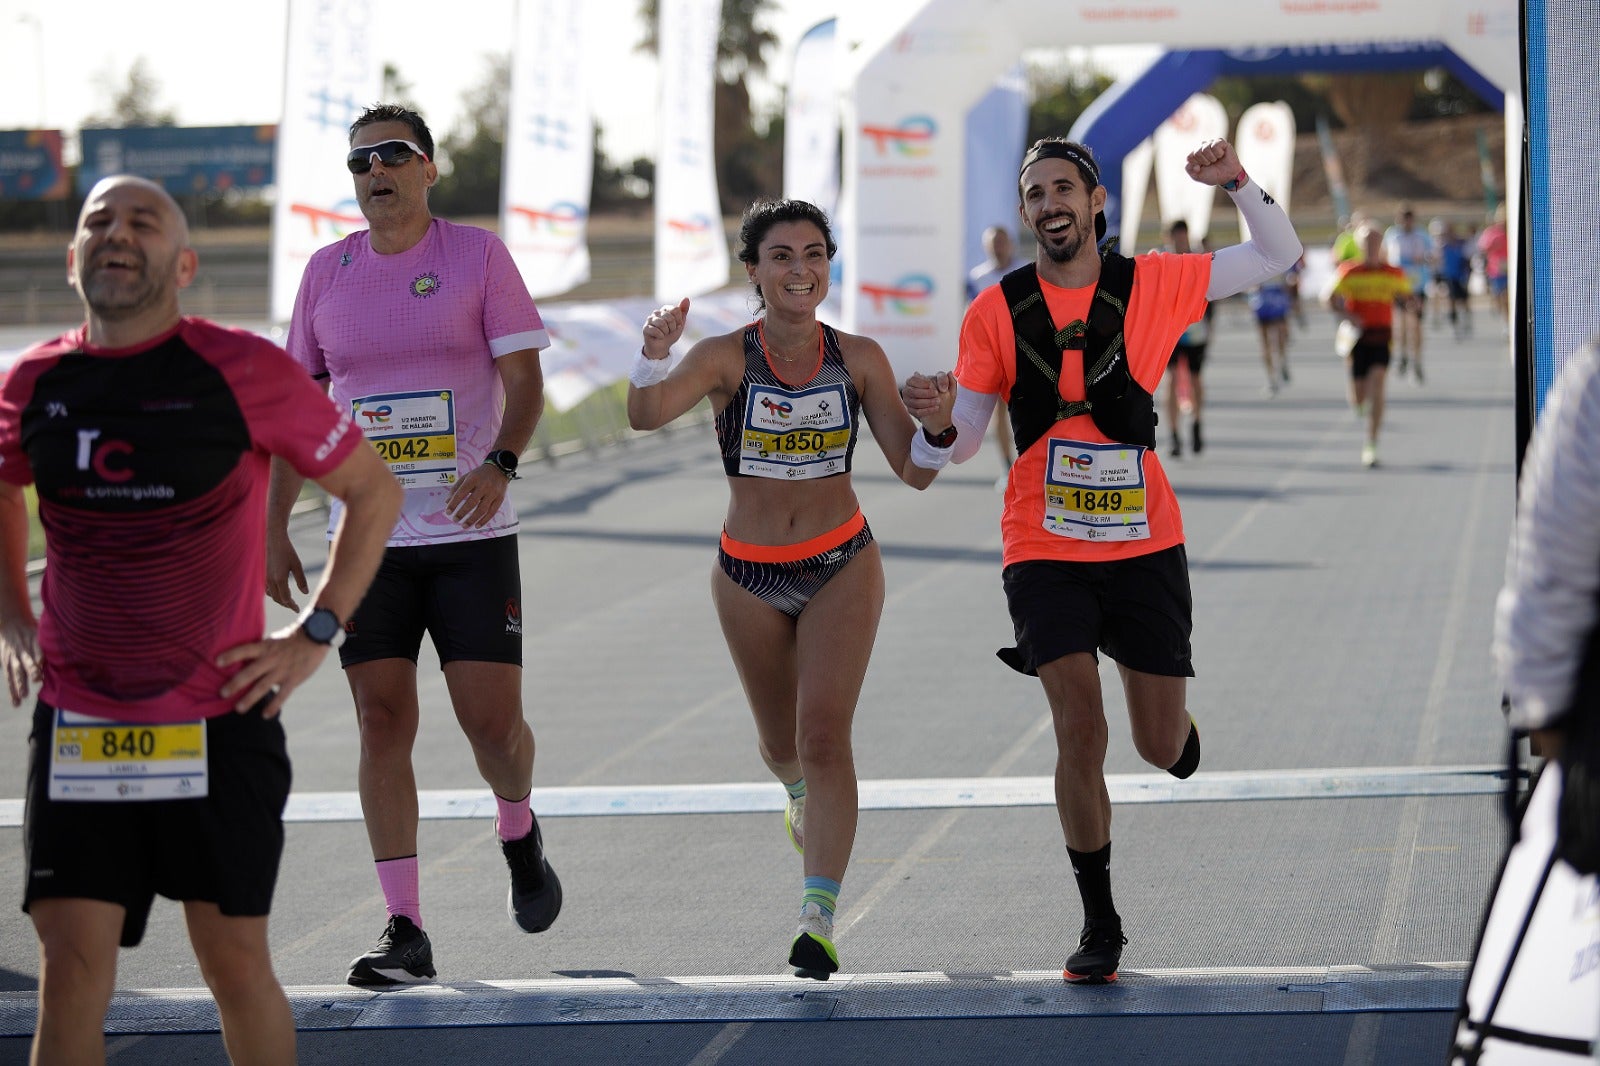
[77,125,277,195]
[0,130,69,201]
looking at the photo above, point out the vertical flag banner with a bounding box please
[269,0,383,325]
[503,0,593,298]
[1234,101,1295,242]
[1153,93,1227,241]
[783,18,839,217]
[655,0,727,302]
[1314,114,1351,226]
[1119,138,1154,252]
[784,18,841,320]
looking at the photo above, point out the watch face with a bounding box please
[493,450,518,471]
[303,609,341,644]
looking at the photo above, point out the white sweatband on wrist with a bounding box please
[629,349,672,388]
[910,428,955,470]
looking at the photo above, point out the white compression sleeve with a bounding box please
[948,387,998,464]
[1206,178,1304,301]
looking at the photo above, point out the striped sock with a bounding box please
[802,876,841,919]
[784,778,807,801]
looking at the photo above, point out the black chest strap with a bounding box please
[998,254,1153,458]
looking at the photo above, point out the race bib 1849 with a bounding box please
[1043,438,1150,542]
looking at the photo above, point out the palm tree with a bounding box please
[637,0,782,211]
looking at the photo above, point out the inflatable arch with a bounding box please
[839,0,1521,372]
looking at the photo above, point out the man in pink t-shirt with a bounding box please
[267,104,557,988]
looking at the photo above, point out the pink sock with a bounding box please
[495,791,534,843]
[375,856,422,928]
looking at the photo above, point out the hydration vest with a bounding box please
[998,252,1155,457]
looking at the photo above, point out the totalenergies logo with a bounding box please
[859,275,934,316]
[666,214,716,251]
[1064,452,1094,471]
[510,201,588,239]
[289,200,365,239]
[861,115,937,158]
[359,404,393,426]
[760,398,794,418]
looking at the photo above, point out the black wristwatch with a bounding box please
[300,606,345,648]
[922,424,959,448]
[485,449,520,480]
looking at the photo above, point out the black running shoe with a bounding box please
[503,822,563,933]
[1191,420,1204,455]
[347,915,436,988]
[1063,918,1127,985]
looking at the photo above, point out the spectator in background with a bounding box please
[1163,220,1212,458]
[1250,273,1294,395]
[1433,220,1473,340]
[1384,205,1432,383]
[1478,204,1510,329]
[969,225,1024,489]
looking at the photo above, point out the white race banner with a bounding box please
[1153,93,1228,243]
[502,0,593,298]
[654,0,727,302]
[783,18,838,218]
[1234,101,1295,242]
[269,0,383,325]
[1120,137,1154,252]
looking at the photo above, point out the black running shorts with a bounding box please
[1350,340,1392,380]
[997,544,1194,678]
[23,700,291,947]
[1167,342,1208,375]
[717,511,874,619]
[340,534,523,668]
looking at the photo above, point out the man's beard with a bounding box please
[79,258,167,320]
[1038,217,1090,264]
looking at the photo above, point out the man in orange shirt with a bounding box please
[904,137,1301,984]
[1324,225,1412,467]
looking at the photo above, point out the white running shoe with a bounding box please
[789,902,838,980]
[785,793,805,854]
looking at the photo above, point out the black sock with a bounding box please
[1066,842,1117,924]
[1168,718,1201,780]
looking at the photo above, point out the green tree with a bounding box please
[1024,56,1115,145]
[431,53,511,218]
[637,0,782,212]
[82,57,176,128]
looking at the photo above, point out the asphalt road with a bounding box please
[0,302,1520,1063]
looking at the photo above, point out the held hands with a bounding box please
[0,617,40,707]
[642,297,692,359]
[1184,138,1245,187]
[900,371,957,430]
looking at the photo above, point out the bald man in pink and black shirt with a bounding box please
[267,104,557,988]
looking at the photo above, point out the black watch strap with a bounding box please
[485,449,520,480]
[922,424,958,448]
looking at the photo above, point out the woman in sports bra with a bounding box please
[627,198,957,980]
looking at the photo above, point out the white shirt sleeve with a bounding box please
[1206,179,1304,301]
[1494,342,1600,729]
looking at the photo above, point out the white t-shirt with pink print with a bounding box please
[288,218,549,547]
